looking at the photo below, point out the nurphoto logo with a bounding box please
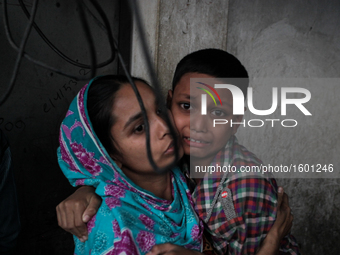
[197,82,312,128]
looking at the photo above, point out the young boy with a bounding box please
[165,49,300,254]
[56,49,299,255]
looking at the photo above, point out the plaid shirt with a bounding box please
[191,135,300,255]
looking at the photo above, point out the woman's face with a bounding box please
[110,81,183,175]
[168,72,242,162]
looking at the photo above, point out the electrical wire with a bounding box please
[0,0,39,107]
[81,0,107,32]
[88,0,179,172]
[18,0,115,69]
[3,0,117,81]
[1,0,178,173]
[77,0,96,79]
[2,0,94,80]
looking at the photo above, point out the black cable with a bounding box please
[2,0,178,172]
[18,0,115,69]
[81,0,107,32]
[0,0,39,106]
[89,0,179,173]
[2,0,92,80]
[77,0,96,79]
[124,0,180,173]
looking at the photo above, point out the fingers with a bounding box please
[56,186,101,242]
[73,203,89,242]
[277,186,284,207]
[56,200,84,240]
[82,194,102,223]
[281,193,290,214]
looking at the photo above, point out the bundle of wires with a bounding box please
[1,0,179,173]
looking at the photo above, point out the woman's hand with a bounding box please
[271,186,293,240]
[56,186,102,242]
[256,186,293,255]
[147,243,203,255]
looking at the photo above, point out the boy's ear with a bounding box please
[166,89,173,109]
[231,115,244,135]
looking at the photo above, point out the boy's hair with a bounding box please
[172,48,249,97]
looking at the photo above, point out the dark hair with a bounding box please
[87,75,149,157]
[172,48,249,97]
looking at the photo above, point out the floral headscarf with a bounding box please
[57,76,203,255]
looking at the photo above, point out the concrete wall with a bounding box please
[132,1,340,254]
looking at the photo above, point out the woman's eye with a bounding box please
[134,124,144,133]
[156,108,162,115]
[211,109,225,117]
[180,103,192,110]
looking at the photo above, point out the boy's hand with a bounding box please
[146,243,203,255]
[56,186,102,242]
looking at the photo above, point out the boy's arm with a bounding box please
[56,185,101,242]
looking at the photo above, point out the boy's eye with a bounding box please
[180,103,192,110]
[211,109,226,117]
[134,124,144,133]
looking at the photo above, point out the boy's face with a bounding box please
[168,72,243,163]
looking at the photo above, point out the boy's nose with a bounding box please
[190,112,208,133]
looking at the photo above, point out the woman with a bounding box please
[58,75,203,254]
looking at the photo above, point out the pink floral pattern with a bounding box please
[70,142,102,176]
[110,229,139,255]
[112,220,121,238]
[59,132,80,173]
[141,203,151,211]
[87,215,96,234]
[105,197,121,209]
[75,179,85,186]
[170,233,180,238]
[66,110,74,117]
[136,231,155,253]
[191,224,201,241]
[138,214,155,231]
[105,185,126,198]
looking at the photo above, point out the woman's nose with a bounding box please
[155,114,171,139]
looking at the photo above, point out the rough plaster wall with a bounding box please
[157,0,229,94]
[130,0,160,82]
[132,0,229,93]
[227,0,340,254]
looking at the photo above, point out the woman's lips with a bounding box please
[164,141,175,154]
